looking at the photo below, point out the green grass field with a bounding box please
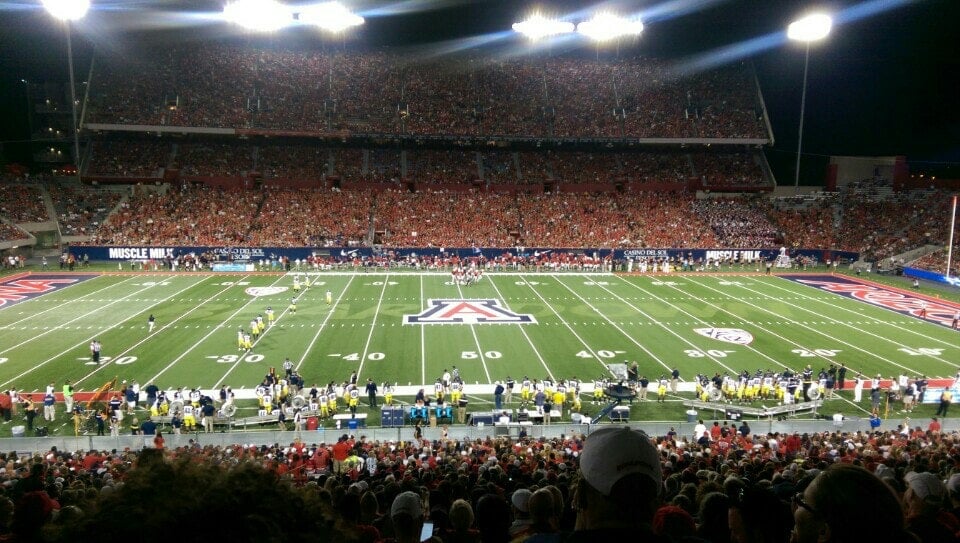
[1,267,959,436]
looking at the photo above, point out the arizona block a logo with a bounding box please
[404,299,536,325]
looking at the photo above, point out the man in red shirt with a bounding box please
[332,434,354,475]
[928,416,942,434]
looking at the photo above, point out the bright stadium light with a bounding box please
[512,14,574,41]
[577,13,643,42]
[788,12,832,191]
[43,0,89,182]
[787,13,832,42]
[299,2,365,32]
[42,0,90,21]
[224,0,293,32]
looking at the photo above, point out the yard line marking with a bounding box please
[487,275,554,381]
[605,276,784,373]
[0,275,211,390]
[295,275,355,373]
[0,276,181,359]
[557,275,713,375]
[0,275,140,323]
[356,274,391,381]
[156,275,280,388]
[0,281,146,354]
[517,276,614,377]
[684,277,927,376]
[420,275,426,385]
[455,276,492,384]
[762,278,960,350]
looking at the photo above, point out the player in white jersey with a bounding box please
[266,307,275,327]
[256,315,265,334]
[326,290,332,305]
[250,319,260,340]
[237,327,245,351]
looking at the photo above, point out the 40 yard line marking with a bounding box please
[295,275,356,373]
[356,274,391,380]
[518,276,610,377]
[488,275,555,382]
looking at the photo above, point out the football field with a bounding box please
[2,269,959,413]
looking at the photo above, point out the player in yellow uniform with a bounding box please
[326,391,338,415]
[265,307,275,327]
[384,383,394,406]
[326,290,332,306]
[289,297,298,314]
[256,314,265,334]
[293,276,301,293]
[237,327,245,351]
[243,332,253,351]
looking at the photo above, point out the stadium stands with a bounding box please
[85,45,767,140]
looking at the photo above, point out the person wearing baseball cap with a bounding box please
[903,471,956,543]
[568,426,663,541]
[391,491,427,543]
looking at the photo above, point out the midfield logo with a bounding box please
[694,328,755,345]
[404,299,536,325]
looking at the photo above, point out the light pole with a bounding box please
[42,0,90,180]
[787,13,831,192]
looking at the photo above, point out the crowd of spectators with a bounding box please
[691,198,779,248]
[910,248,959,277]
[85,44,767,140]
[47,184,124,237]
[0,183,49,223]
[3,420,960,542]
[85,141,169,178]
[691,151,766,187]
[89,184,262,246]
[249,187,373,247]
[0,223,29,243]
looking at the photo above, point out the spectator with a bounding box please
[567,426,662,541]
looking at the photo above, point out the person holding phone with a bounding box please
[390,491,440,543]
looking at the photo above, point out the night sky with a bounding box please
[0,0,957,182]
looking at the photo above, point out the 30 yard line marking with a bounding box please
[147,275,272,388]
[606,276,788,373]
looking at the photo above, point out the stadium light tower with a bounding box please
[576,13,643,42]
[788,13,832,192]
[42,0,89,180]
[512,14,574,41]
[224,0,293,32]
[299,2,364,33]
